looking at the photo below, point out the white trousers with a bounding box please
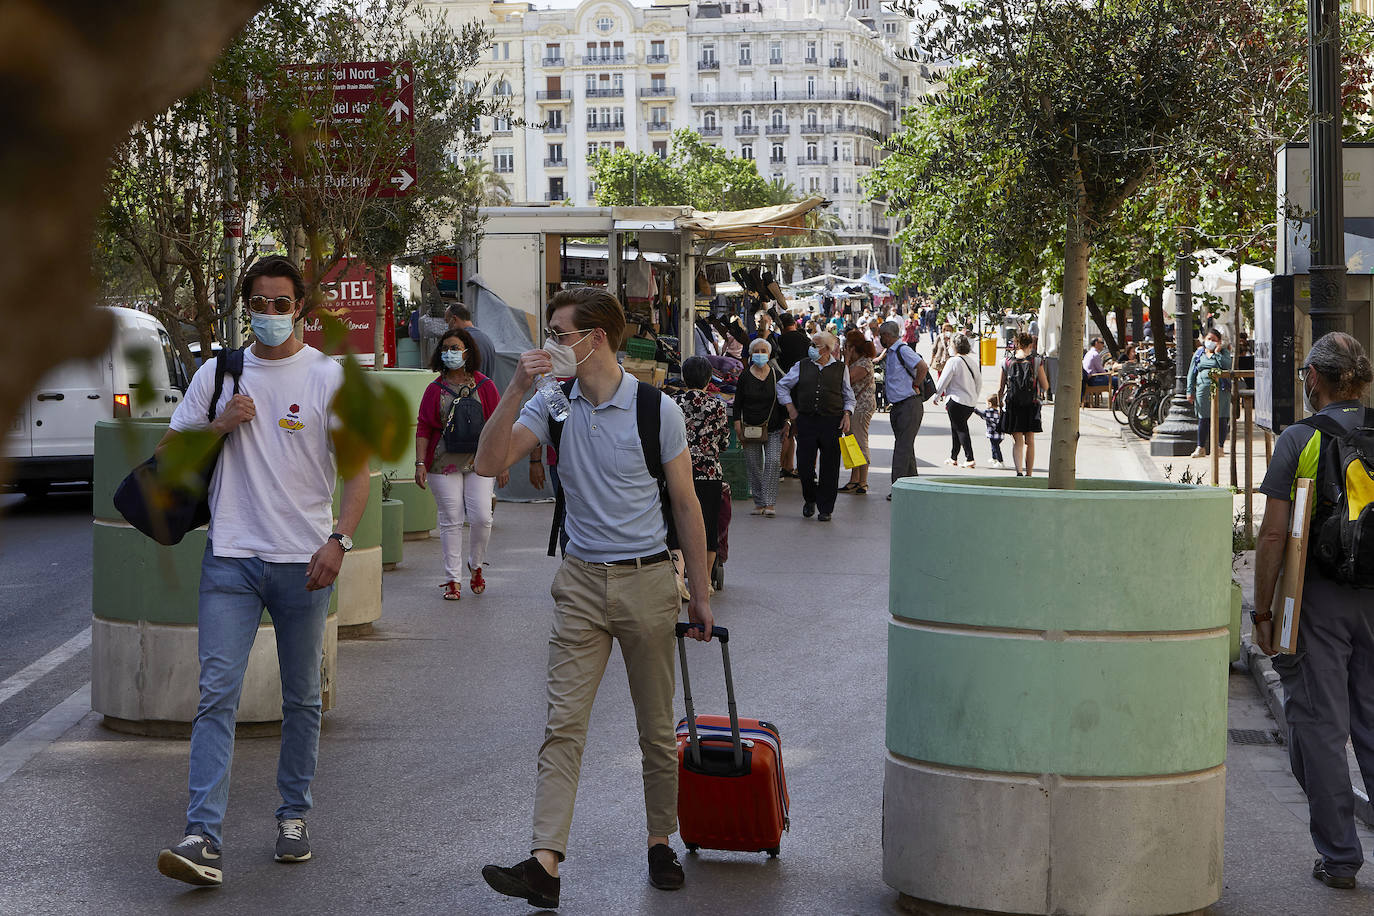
[428,471,495,581]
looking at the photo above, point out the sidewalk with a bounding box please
[1,370,1372,914]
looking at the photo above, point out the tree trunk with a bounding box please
[1049,200,1091,490]
[1149,251,1168,366]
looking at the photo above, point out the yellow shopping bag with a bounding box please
[840,434,867,470]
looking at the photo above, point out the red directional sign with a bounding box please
[279,60,416,197]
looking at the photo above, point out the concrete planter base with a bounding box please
[335,544,382,636]
[885,477,1231,916]
[91,615,338,737]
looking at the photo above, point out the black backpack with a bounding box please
[439,381,486,453]
[546,379,671,557]
[114,348,245,545]
[1005,356,1038,407]
[1297,408,1374,588]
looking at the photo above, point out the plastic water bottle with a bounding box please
[536,374,571,422]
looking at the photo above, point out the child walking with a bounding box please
[973,394,1007,469]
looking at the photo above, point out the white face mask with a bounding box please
[544,330,595,377]
[1204,339,1218,352]
[1302,371,1317,414]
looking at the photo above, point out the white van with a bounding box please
[5,306,192,494]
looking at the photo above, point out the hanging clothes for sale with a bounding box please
[626,252,657,300]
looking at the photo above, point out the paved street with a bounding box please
[2,363,1373,914]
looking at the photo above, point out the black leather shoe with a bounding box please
[817,513,832,521]
[802,502,815,518]
[482,856,560,908]
[648,843,684,890]
[1313,858,1357,889]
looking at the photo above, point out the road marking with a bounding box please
[0,684,91,785]
[0,627,92,707]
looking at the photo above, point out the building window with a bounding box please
[493,148,514,173]
[806,142,817,159]
[704,110,717,130]
[651,72,667,90]
[494,116,511,132]
[808,175,821,192]
[502,41,511,59]
[741,144,753,160]
[651,40,666,59]
[832,176,840,193]
[547,109,563,128]
[613,72,624,90]
[769,41,782,64]
[806,40,817,62]
[771,143,784,161]
[806,76,816,98]
[495,79,511,96]
[597,16,614,32]
[548,143,563,161]
[653,140,668,158]
[613,106,624,127]
[739,41,752,65]
[770,109,783,129]
[702,41,716,63]
[588,142,599,158]
[741,110,753,128]
[651,106,668,124]
[545,42,561,61]
[806,108,818,128]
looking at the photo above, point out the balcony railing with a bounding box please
[536,90,571,101]
[870,225,890,237]
[797,155,829,165]
[544,157,568,168]
[543,124,567,134]
[586,87,624,98]
[578,53,627,65]
[765,124,790,135]
[545,192,566,201]
[800,121,824,134]
[492,129,513,136]
[639,87,675,97]
[690,89,889,109]
[804,56,818,65]
[645,53,670,64]
[700,126,723,137]
[769,56,783,66]
[586,122,625,132]
[738,57,753,67]
[647,121,672,132]
[541,56,565,67]
[697,59,720,71]
[735,125,759,136]
[829,57,849,68]
[769,156,786,164]
[855,156,874,166]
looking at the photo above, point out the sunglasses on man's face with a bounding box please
[247,295,297,314]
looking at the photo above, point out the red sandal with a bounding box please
[470,567,486,595]
[443,581,461,601]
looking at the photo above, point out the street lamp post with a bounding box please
[1151,253,1199,457]
[1307,0,1349,338]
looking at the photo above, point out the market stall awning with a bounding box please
[677,196,826,242]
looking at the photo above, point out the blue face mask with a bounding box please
[251,312,295,347]
[441,350,465,370]
[808,346,821,362]
[750,353,769,368]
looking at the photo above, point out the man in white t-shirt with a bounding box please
[154,256,371,887]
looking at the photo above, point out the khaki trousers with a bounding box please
[532,555,680,858]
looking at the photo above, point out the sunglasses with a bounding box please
[247,295,297,314]
[547,327,593,344]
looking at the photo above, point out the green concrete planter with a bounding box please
[91,419,338,736]
[333,466,383,636]
[381,498,405,570]
[1230,579,1243,664]
[374,368,439,539]
[884,476,1232,916]
[397,336,421,368]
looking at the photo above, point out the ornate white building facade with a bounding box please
[428,0,924,271]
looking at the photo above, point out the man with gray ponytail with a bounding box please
[1255,331,1374,889]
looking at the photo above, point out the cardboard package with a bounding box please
[1273,477,1316,654]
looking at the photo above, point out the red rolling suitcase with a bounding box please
[674,623,790,857]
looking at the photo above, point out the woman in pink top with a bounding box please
[415,328,505,601]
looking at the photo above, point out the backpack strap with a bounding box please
[207,347,245,424]
[546,380,576,558]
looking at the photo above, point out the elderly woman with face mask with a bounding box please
[775,330,855,522]
[731,338,786,516]
[1186,327,1233,459]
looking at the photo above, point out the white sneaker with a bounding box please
[989,460,1005,469]
[960,460,976,468]
[943,458,958,466]
[1189,447,1207,459]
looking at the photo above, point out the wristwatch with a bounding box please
[329,532,354,552]
[1250,609,1272,624]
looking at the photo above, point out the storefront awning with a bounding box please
[676,196,826,243]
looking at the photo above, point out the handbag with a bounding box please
[840,433,868,470]
[113,348,244,546]
[740,368,774,442]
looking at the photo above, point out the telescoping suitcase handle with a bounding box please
[675,623,743,771]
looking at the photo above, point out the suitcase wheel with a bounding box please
[766,847,780,858]
[686,844,700,854]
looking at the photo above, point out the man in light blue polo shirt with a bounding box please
[878,320,929,499]
[474,288,713,909]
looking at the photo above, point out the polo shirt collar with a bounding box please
[568,368,636,410]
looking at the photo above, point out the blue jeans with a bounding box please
[185,544,332,848]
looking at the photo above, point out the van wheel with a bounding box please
[19,481,49,500]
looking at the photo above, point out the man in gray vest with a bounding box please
[775,330,854,521]
[878,319,928,500]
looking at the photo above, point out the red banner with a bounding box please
[304,258,394,366]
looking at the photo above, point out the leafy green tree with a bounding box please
[878,0,1298,488]
[590,129,773,210]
